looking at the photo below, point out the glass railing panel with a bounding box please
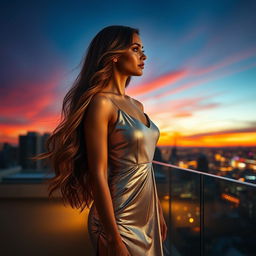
[171,165,200,256]
[204,175,256,255]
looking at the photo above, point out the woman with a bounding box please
[33,25,167,256]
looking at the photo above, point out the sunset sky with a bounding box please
[1,0,256,147]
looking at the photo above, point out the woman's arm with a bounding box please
[83,94,122,243]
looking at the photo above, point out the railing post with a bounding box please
[200,174,204,256]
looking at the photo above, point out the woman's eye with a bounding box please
[132,47,145,55]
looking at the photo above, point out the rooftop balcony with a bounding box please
[0,162,255,256]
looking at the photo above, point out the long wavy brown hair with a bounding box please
[32,25,139,213]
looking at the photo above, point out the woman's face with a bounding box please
[115,33,147,76]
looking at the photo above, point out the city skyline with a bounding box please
[1,0,256,147]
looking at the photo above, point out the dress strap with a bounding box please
[99,92,150,128]
[107,97,121,111]
[99,92,122,111]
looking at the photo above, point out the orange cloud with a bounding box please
[127,70,188,96]
[157,128,256,147]
[0,69,64,145]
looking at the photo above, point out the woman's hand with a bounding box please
[108,239,131,256]
[157,198,167,242]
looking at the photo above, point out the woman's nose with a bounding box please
[141,53,147,61]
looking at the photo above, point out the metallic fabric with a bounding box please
[88,99,163,256]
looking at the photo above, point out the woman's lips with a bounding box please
[138,64,144,69]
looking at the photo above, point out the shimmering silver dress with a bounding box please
[88,97,163,256]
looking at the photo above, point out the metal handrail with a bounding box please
[152,160,256,188]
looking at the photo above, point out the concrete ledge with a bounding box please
[0,183,61,198]
[0,166,21,182]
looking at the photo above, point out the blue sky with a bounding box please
[1,0,256,146]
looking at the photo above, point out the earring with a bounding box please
[113,58,118,62]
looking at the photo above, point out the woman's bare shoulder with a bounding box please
[88,93,113,110]
[84,93,114,123]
